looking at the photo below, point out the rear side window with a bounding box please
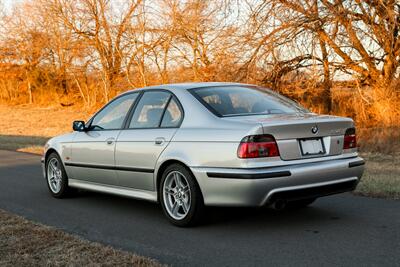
[161,97,183,127]
[129,91,170,128]
[190,86,308,117]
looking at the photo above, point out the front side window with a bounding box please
[191,86,309,117]
[129,91,171,128]
[90,93,138,130]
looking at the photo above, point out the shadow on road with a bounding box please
[75,189,342,229]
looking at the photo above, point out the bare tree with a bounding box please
[52,0,143,101]
[276,1,399,89]
[243,0,399,112]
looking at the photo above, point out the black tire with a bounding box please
[159,163,205,227]
[45,152,73,198]
[285,198,316,210]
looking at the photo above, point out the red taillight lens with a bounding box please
[237,134,280,158]
[343,128,357,149]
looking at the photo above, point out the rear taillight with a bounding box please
[237,134,280,158]
[343,128,357,149]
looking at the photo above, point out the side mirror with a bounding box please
[72,121,86,132]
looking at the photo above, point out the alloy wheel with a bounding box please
[163,171,191,220]
[47,158,63,194]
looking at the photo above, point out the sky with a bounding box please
[3,0,23,13]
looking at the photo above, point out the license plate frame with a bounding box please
[299,138,326,156]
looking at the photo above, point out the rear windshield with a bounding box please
[190,86,309,117]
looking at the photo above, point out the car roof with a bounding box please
[124,82,251,93]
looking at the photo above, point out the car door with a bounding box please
[68,93,139,186]
[115,90,184,191]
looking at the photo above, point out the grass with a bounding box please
[355,153,400,200]
[0,105,91,154]
[0,209,162,266]
[0,105,91,137]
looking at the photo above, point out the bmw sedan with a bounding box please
[42,82,365,226]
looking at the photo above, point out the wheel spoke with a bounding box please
[49,162,56,172]
[55,181,61,191]
[181,202,188,213]
[171,201,180,216]
[52,161,58,170]
[176,173,185,188]
[165,186,175,195]
[182,185,189,194]
[173,173,180,187]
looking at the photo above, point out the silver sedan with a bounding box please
[42,82,365,226]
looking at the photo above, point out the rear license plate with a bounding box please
[299,138,325,156]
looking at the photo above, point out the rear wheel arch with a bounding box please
[156,159,203,203]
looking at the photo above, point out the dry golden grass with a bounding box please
[355,153,400,200]
[284,84,400,131]
[0,105,91,137]
[0,105,91,154]
[358,127,400,154]
[0,209,163,267]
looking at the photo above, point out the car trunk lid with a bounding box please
[223,113,354,160]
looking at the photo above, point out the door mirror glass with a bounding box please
[73,121,86,132]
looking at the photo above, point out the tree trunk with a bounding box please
[27,77,33,104]
[320,39,332,113]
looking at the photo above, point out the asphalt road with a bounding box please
[0,150,399,266]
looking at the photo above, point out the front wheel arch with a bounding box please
[44,148,60,165]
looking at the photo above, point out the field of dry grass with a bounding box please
[355,153,400,199]
[0,209,162,266]
[0,105,92,154]
[0,105,91,137]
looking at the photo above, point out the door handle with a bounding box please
[155,137,166,145]
[106,137,115,145]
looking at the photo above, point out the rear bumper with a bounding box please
[190,156,365,207]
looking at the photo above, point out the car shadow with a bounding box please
[74,189,343,229]
[204,205,340,227]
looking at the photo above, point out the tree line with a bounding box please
[0,0,398,125]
